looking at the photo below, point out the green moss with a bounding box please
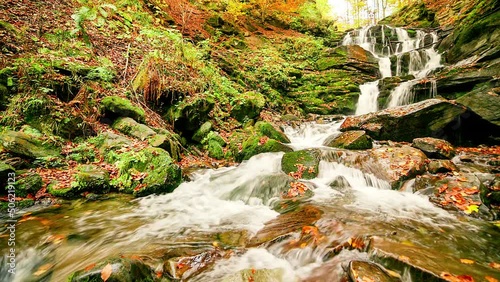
[255,122,290,143]
[281,149,321,179]
[192,121,213,142]
[109,147,181,197]
[47,181,75,198]
[237,136,292,162]
[112,117,156,140]
[0,130,61,159]
[231,91,266,122]
[208,140,224,159]
[14,173,43,197]
[72,165,110,193]
[100,96,145,123]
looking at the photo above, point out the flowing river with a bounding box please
[1,26,500,282]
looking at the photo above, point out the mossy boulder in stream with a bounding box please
[72,165,111,193]
[68,257,155,282]
[100,96,145,123]
[108,147,181,197]
[281,149,321,179]
[255,121,290,143]
[204,131,226,160]
[237,137,292,162]
[13,172,43,197]
[324,130,372,150]
[0,130,61,159]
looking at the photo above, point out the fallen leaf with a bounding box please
[84,263,96,271]
[460,258,475,264]
[486,276,499,282]
[490,262,500,269]
[33,263,53,276]
[101,263,112,282]
[464,205,479,215]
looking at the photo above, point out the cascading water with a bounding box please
[343,25,442,114]
[3,121,500,282]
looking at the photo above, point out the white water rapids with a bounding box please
[343,25,442,115]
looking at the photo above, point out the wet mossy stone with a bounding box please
[0,130,61,159]
[281,149,321,179]
[47,181,74,198]
[100,96,145,123]
[68,257,156,282]
[231,91,266,122]
[204,131,226,147]
[91,132,132,152]
[255,122,290,143]
[237,137,292,162]
[108,147,182,197]
[72,165,110,193]
[0,199,34,211]
[112,117,156,141]
[13,173,43,197]
[148,132,183,161]
[325,130,372,150]
[192,121,213,143]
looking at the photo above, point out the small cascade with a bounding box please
[343,25,442,113]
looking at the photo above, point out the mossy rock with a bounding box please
[192,121,213,143]
[204,131,226,147]
[0,199,34,211]
[109,147,182,197]
[68,257,156,282]
[324,130,372,150]
[112,117,156,141]
[71,165,111,193]
[281,149,321,180]
[148,133,183,161]
[255,122,290,143]
[47,181,75,198]
[208,140,224,159]
[90,132,132,152]
[100,96,145,123]
[0,162,15,189]
[237,137,292,162]
[67,143,97,163]
[316,57,340,71]
[13,173,43,197]
[0,130,61,159]
[168,97,215,135]
[231,91,266,122]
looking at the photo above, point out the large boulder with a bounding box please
[167,97,215,136]
[281,149,321,180]
[91,132,132,152]
[13,173,43,197]
[0,130,61,159]
[112,117,156,141]
[108,147,182,197]
[100,96,145,123]
[340,99,468,144]
[324,130,372,150]
[456,83,500,127]
[412,137,456,159]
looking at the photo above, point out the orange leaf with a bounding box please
[101,263,113,282]
[460,259,475,265]
[84,263,96,271]
[486,276,499,282]
[489,262,500,269]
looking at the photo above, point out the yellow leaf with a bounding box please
[464,204,479,215]
[101,263,113,282]
[460,258,475,264]
[486,276,499,282]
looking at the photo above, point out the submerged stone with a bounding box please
[68,257,155,282]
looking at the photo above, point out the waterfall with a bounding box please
[343,25,442,114]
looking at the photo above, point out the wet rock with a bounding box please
[108,147,182,197]
[227,173,295,204]
[349,260,401,282]
[281,149,321,179]
[456,83,500,127]
[222,268,284,282]
[414,173,491,219]
[255,121,290,143]
[369,237,500,282]
[167,97,215,135]
[330,175,351,191]
[13,172,43,197]
[427,159,458,174]
[0,130,61,159]
[412,137,456,159]
[165,248,231,280]
[324,130,372,150]
[112,117,156,141]
[236,136,292,162]
[192,121,213,143]
[230,91,266,122]
[340,99,468,144]
[68,257,155,282]
[480,176,500,217]
[249,205,322,246]
[100,96,145,123]
[436,70,493,99]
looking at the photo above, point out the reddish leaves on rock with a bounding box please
[101,263,112,282]
[440,272,475,282]
[436,183,480,213]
